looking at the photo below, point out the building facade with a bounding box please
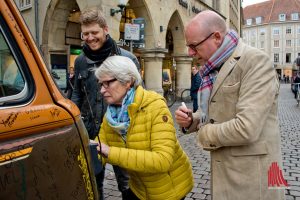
[15,0,241,95]
[243,0,300,82]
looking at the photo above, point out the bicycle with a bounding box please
[293,83,300,107]
[163,84,176,108]
[181,88,192,103]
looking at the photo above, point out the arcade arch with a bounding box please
[40,0,193,94]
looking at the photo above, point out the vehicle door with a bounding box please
[0,1,97,199]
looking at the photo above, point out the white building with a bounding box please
[243,0,300,81]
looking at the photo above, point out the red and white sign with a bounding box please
[268,162,289,189]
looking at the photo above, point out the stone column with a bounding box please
[141,48,168,95]
[174,54,193,96]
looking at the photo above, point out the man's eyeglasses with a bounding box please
[187,32,215,51]
[98,78,117,89]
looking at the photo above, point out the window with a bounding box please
[273,27,280,35]
[246,19,252,26]
[0,32,25,101]
[260,41,264,49]
[260,28,265,35]
[298,26,300,34]
[256,17,262,24]
[19,0,32,11]
[242,31,247,40]
[0,14,32,106]
[279,14,286,21]
[274,53,279,63]
[250,30,256,39]
[298,39,300,47]
[251,42,256,47]
[286,53,291,63]
[274,40,279,48]
[286,40,292,47]
[291,13,299,20]
[286,27,292,34]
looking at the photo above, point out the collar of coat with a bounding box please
[127,86,165,117]
[209,40,244,101]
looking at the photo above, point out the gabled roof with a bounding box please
[243,0,300,24]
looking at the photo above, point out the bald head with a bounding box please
[186,10,227,36]
[184,10,229,65]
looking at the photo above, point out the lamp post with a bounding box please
[110,0,126,16]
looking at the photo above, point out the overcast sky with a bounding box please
[242,0,269,7]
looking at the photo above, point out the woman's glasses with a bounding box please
[98,78,117,89]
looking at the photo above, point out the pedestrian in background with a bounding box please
[71,7,140,200]
[175,10,284,200]
[64,67,74,99]
[292,72,300,98]
[94,55,194,200]
[190,65,201,112]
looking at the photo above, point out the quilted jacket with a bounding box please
[99,86,194,200]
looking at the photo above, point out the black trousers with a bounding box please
[96,165,129,200]
[123,188,186,200]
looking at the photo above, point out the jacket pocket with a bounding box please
[231,141,268,156]
[221,82,240,93]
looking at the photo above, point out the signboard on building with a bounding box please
[132,18,145,48]
[124,23,140,41]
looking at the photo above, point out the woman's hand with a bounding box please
[96,142,110,158]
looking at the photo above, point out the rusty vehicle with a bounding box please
[0,0,98,199]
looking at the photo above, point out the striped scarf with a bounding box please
[198,30,239,123]
[106,87,135,141]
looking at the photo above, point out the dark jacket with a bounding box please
[71,36,140,139]
[64,73,74,99]
[190,72,201,99]
[293,75,300,93]
[294,76,300,84]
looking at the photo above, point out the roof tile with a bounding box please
[243,0,300,24]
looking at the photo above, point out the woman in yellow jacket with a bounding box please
[93,55,194,200]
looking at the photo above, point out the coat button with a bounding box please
[210,119,215,124]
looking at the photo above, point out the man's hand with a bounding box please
[175,103,193,128]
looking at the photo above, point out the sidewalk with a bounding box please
[103,83,300,200]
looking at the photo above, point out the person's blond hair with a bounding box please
[80,7,107,28]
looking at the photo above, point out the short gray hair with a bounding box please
[94,56,142,88]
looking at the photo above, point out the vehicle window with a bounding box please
[0,32,25,97]
[0,14,31,106]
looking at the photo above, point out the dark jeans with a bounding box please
[192,96,198,113]
[96,165,129,200]
[123,188,186,200]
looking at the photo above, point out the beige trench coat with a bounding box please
[189,41,285,200]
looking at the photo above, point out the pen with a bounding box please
[181,102,192,118]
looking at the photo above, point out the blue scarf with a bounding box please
[198,30,239,123]
[106,87,135,141]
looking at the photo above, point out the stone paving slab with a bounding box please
[103,84,300,199]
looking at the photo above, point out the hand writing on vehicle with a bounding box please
[175,102,193,128]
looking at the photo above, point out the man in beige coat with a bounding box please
[175,10,285,200]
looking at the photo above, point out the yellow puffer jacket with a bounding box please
[99,86,193,200]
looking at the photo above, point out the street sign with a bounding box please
[124,23,140,41]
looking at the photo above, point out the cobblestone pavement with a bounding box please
[103,83,300,200]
